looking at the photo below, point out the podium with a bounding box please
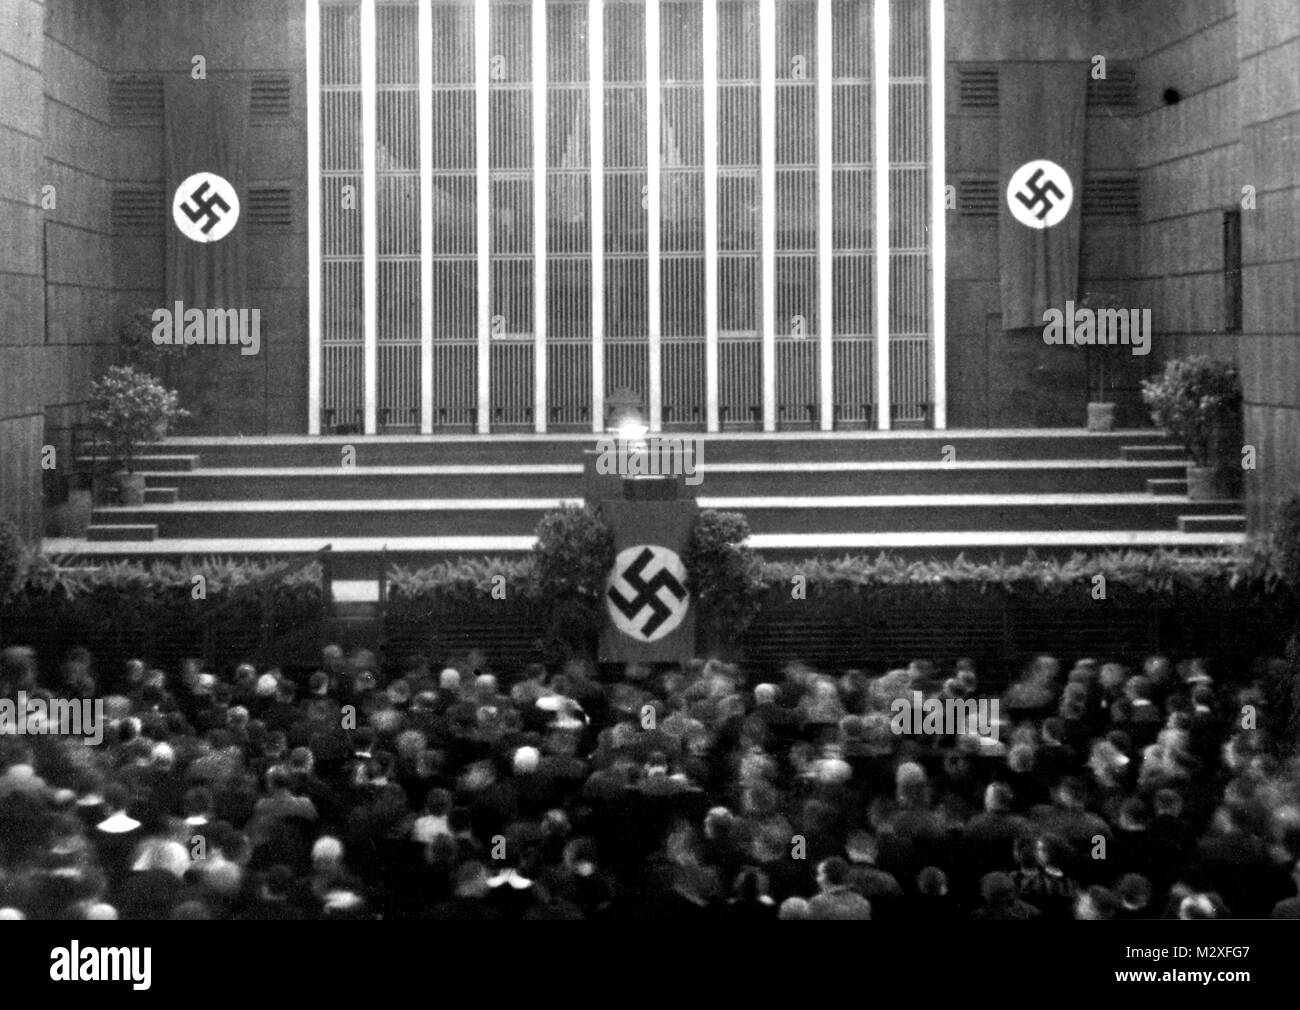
[585,451,698,664]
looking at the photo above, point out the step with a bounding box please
[87,493,1244,539]
[707,495,1244,534]
[1147,478,1188,496]
[76,454,199,473]
[746,530,1249,558]
[145,459,1189,501]
[90,498,578,539]
[144,465,584,501]
[135,430,1173,468]
[1178,513,1247,534]
[1122,445,1187,463]
[144,487,178,504]
[86,524,158,542]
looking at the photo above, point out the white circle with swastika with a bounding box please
[172,172,240,243]
[606,544,690,643]
[1006,159,1073,230]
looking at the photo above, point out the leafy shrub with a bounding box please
[376,541,1293,665]
[386,543,1287,611]
[1141,356,1242,466]
[756,546,1283,604]
[1267,495,1300,756]
[1271,494,1300,590]
[17,554,321,600]
[532,505,615,659]
[1,556,323,680]
[387,556,536,604]
[88,366,189,473]
[532,504,614,599]
[1286,635,1300,751]
[685,509,762,646]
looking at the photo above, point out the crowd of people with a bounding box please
[1,640,1298,920]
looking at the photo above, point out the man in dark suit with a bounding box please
[962,782,1030,880]
[809,857,873,920]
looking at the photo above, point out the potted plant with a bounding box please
[531,504,616,661]
[87,365,188,506]
[684,509,761,658]
[1141,355,1243,500]
[1080,291,1125,432]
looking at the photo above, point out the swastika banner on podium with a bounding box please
[598,497,698,664]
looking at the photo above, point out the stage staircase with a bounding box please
[50,430,1246,584]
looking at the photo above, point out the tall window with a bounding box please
[308,0,942,434]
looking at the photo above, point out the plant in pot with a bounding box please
[684,509,762,658]
[1080,291,1125,432]
[1140,355,1243,500]
[531,503,615,661]
[88,365,188,506]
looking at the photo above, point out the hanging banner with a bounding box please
[999,62,1087,330]
[598,495,698,664]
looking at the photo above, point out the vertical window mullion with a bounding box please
[874,0,890,429]
[703,0,720,432]
[817,0,833,430]
[589,0,605,431]
[475,0,491,433]
[419,0,435,432]
[361,0,379,434]
[930,0,945,427]
[533,0,547,430]
[307,0,323,434]
[646,0,662,432]
[760,0,776,431]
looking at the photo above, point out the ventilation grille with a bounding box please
[1083,176,1140,219]
[248,187,293,230]
[956,178,1000,219]
[111,186,165,233]
[110,76,164,125]
[956,66,998,110]
[250,75,293,121]
[1087,64,1138,110]
[954,176,1140,221]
